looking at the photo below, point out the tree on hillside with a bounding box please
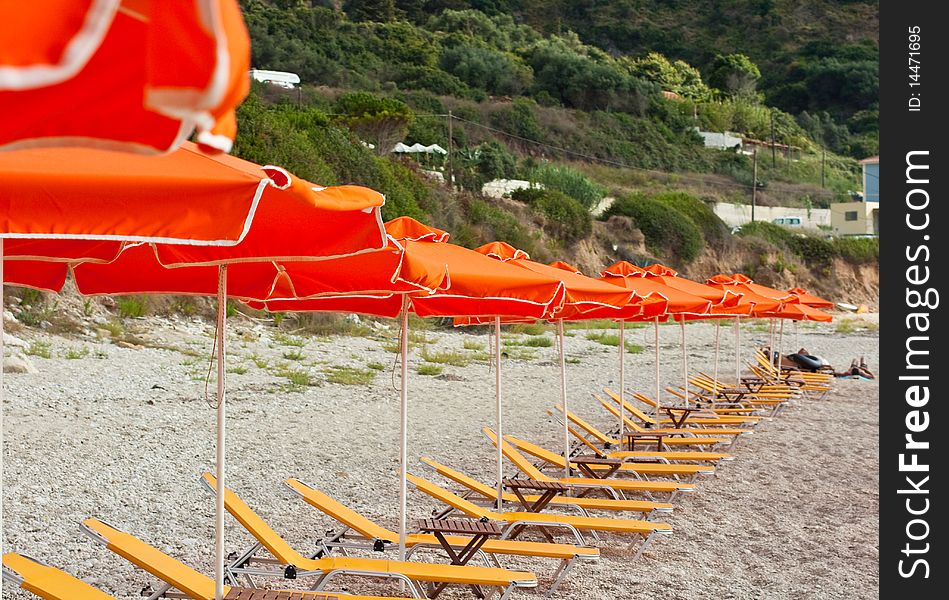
[345,0,397,21]
[334,92,415,154]
[625,52,710,100]
[707,53,761,98]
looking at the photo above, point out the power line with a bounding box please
[446,113,761,192]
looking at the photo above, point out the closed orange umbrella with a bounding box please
[0,0,250,154]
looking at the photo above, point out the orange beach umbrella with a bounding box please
[705,274,791,381]
[245,233,566,566]
[1,146,388,600]
[786,287,834,309]
[471,244,654,479]
[0,0,250,154]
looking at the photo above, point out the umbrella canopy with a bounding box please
[250,240,566,319]
[1,148,388,600]
[1,142,385,269]
[638,263,746,311]
[786,287,834,309]
[601,261,712,316]
[760,299,833,322]
[473,242,637,319]
[704,273,784,314]
[0,0,250,154]
[30,217,448,301]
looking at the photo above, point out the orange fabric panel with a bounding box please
[472,244,638,320]
[2,260,69,292]
[248,234,566,320]
[1,143,386,261]
[599,261,711,315]
[704,273,784,314]
[1,142,261,242]
[0,0,250,154]
[0,0,116,83]
[786,286,834,308]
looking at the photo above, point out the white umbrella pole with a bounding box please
[713,320,721,393]
[618,320,625,437]
[494,316,503,511]
[398,296,410,563]
[680,319,688,406]
[769,318,775,366]
[654,317,661,421]
[795,319,800,350]
[778,319,785,370]
[214,265,227,600]
[1,237,5,566]
[735,316,741,382]
[558,319,569,478]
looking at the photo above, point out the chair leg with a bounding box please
[629,532,656,560]
[547,558,576,597]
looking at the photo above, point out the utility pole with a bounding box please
[751,147,758,222]
[821,146,826,189]
[447,110,454,189]
[770,111,776,168]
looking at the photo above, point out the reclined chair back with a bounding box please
[481,428,553,481]
[201,473,313,568]
[81,519,219,600]
[2,552,115,600]
[405,474,496,520]
[286,479,397,543]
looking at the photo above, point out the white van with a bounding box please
[772,216,803,228]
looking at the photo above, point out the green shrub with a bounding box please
[528,163,606,210]
[653,191,730,247]
[832,236,879,263]
[512,188,591,243]
[736,221,796,246]
[604,193,704,263]
[468,199,538,256]
[324,365,375,385]
[417,364,444,376]
[788,235,834,267]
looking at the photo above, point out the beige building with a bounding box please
[831,201,879,236]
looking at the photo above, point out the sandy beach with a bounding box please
[2,316,879,599]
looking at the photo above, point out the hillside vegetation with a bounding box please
[230,1,879,304]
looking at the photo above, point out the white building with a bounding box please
[249,69,300,89]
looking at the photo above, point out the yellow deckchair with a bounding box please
[549,406,733,463]
[482,428,695,501]
[405,473,672,559]
[604,390,756,436]
[199,473,536,598]
[419,457,674,516]
[690,373,797,405]
[2,553,113,600]
[754,350,834,386]
[285,478,597,595]
[592,400,731,448]
[646,390,763,425]
[503,435,716,480]
[75,523,400,600]
[597,396,749,450]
